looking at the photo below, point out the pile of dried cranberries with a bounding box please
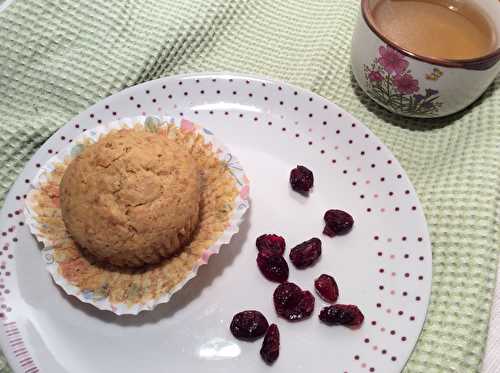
[229,165,364,365]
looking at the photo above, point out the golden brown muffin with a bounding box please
[59,128,201,268]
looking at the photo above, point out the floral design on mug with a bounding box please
[364,46,443,116]
[425,68,444,81]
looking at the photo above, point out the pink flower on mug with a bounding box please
[378,46,409,75]
[368,71,383,82]
[394,73,419,95]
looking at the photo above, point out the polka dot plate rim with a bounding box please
[0,72,431,373]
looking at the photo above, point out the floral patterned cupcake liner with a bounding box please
[24,115,250,315]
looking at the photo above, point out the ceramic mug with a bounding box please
[351,0,500,118]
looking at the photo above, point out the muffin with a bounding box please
[60,129,201,268]
[25,116,249,314]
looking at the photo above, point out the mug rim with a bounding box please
[361,0,500,69]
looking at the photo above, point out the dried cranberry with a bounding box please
[273,282,302,314]
[290,165,314,193]
[323,209,354,237]
[314,274,339,303]
[273,282,315,321]
[289,238,322,269]
[230,310,269,340]
[257,250,289,282]
[256,234,286,256]
[319,305,364,327]
[260,323,280,364]
[293,291,315,320]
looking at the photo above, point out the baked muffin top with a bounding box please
[59,128,201,268]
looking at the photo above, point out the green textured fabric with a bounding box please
[0,0,499,372]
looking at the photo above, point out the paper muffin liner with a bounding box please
[24,115,250,315]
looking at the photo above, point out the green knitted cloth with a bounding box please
[0,1,499,372]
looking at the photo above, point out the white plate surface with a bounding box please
[0,73,431,373]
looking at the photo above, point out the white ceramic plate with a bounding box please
[0,73,431,373]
